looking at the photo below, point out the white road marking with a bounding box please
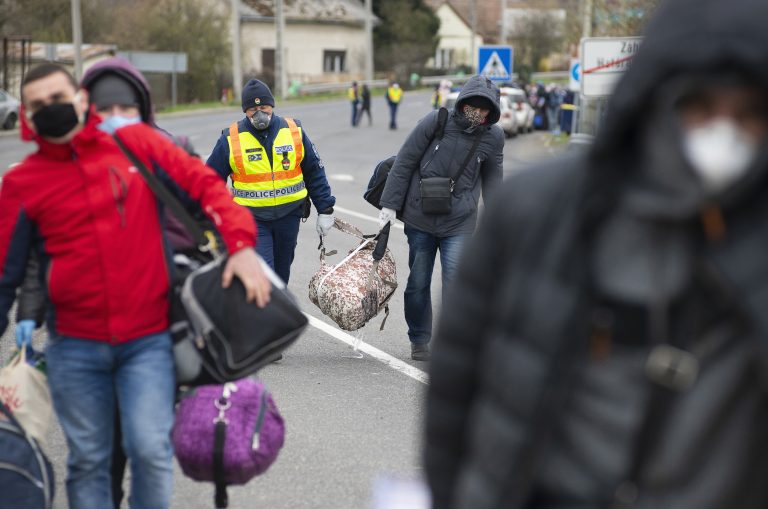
[305,314,428,385]
[328,173,354,182]
[334,205,404,230]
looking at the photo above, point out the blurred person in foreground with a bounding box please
[0,63,270,508]
[425,0,768,507]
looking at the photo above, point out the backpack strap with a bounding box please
[228,122,246,176]
[435,107,448,140]
[284,118,304,169]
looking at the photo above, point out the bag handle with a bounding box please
[112,134,221,257]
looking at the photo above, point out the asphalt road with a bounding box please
[0,91,562,508]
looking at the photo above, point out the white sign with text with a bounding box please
[580,37,642,97]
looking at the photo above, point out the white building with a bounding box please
[239,0,374,85]
[427,1,484,72]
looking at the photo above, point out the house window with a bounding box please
[435,48,454,69]
[323,51,346,73]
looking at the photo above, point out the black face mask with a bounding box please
[31,102,80,138]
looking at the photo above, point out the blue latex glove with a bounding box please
[15,319,35,349]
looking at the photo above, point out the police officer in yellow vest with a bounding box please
[386,81,402,130]
[206,79,336,283]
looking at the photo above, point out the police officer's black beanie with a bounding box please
[241,79,275,111]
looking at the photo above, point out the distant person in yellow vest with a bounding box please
[386,81,403,129]
[206,79,336,283]
[348,80,360,126]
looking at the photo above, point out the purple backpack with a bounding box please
[172,379,285,508]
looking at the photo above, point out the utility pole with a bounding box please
[469,0,477,72]
[582,0,594,38]
[275,0,287,99]
[71,0,83,80]
[499,0,507,45]
[231,0,242,102]
[364,0,373,82]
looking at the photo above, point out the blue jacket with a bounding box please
[206,114,335,221]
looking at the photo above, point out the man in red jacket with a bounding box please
[0,63,270,508]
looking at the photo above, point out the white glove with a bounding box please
[316,213,334,237]
[378,207,396,228]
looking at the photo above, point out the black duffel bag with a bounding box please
[177,256,306,384]
[113,135,308,387]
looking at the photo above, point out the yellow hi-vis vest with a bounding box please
[387,87,402,103]
[227,118,307,208]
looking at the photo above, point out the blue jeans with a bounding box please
[46,332,175,509]
[351,101,359,126]
[404,225,470,344]
[256,210,302,283]
[388,103,399,129]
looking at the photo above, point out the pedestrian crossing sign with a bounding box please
[478,46,513,82]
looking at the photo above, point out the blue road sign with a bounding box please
[477,46,513,82]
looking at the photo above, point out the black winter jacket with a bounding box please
[380,75,504,236]
[425,0,768,507]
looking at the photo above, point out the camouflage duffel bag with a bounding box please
[309,218,397,331]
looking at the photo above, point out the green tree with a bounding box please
[0,0,109,42]
[373,0,439,85]
[103,0,230,103]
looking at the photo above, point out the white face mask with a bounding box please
[682,118,759,193]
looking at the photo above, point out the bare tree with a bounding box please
[511,10,565,82]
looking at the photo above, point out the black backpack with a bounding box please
[364,107,449,209]
[0,399,55,509]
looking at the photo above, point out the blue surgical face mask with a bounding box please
[97,115,142,135]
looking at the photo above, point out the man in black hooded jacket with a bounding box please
[425,0,768,507]
[378,75,504,361]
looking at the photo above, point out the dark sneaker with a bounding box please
[271,353,283,363]
[411,343,430,361]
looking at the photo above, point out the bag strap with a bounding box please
[434,107,448,140]
[214,420,228,508]
[449,130,483,193]
[112,134,218,256]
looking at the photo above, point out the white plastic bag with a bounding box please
[0,348,53,444]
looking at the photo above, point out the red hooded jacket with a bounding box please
[0,111,256,343]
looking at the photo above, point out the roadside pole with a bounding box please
[364,0,373,83]
[71,0,83,81]
[231,0,242,101]
[275,0,287,99]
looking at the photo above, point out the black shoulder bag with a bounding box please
[112,134,308,387]
[419,129,483,215]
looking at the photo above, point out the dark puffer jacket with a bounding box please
[379,75,504,236]
[425,0,768,507]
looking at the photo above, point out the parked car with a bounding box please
[501,87,535,134]
[444,91,518,137]
[0,89,20,130]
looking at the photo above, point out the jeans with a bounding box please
[388,103,399,129]
[404,225,470,344]
[255,210,302,283]
[351,101,359,126]
[46,332,175,509]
